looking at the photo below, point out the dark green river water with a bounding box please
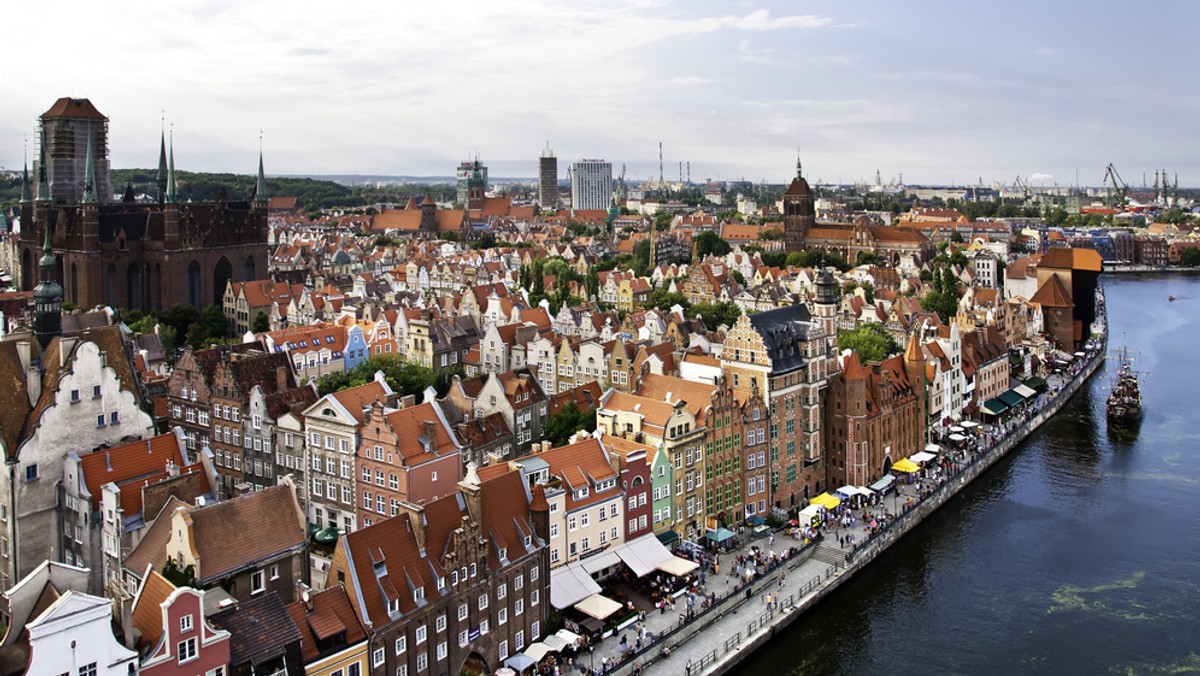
[733,273,1200,675]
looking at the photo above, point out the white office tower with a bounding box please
[570,159,612,211]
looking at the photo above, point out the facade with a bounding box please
[0,326,155,590]
[538,148,559,210]
[244,383,318,494]
[284,585,369,676]
[208,348,297,497]
[18,98,269,311]
[570,160,613,211]
[24,590,139,676]
[131,571,232,676]
[302,378,395,533]
[329,469,548,676]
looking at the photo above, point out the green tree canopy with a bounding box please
[838,323,901,364]
[252,310,270,333]
[687,301,742,332]
[693,231,732,260]
[542,402,598,447]
[317,354,457,399]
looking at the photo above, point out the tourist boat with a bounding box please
[1168,295,1176,302]
[1106,347,1143,426]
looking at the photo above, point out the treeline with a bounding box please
[111,169,363,209]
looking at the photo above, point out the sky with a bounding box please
[3,0,1198,187]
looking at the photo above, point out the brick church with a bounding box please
[14,97,270,312]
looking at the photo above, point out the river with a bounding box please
[732,273,1200,675]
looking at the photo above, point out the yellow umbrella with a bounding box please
[891,458,920,473]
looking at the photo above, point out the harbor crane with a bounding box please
[1102,163,1130,210]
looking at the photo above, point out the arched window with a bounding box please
[188,261,201,307]
[106,264,118,308]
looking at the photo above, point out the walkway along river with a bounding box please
[581,290,1109,676]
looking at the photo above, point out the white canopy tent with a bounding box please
[798,503,824,522]
[1013,384,1038,399]
[555,628,584,648]
[925,443,943,453]
[909,451,936,464]
[550,565,602,610]
[542,634,569,653]
[959,420,980,429]
[655,556,700,577]
[580,550,621,575]
[524,643,555,663]
[948,433,967,442]
[616,534,674,578]
[574,593,622,621]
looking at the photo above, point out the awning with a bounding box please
[809,492,841,509]
[524,643,555,663]
[1023,376,1048,392]
[555,628,583,648]
[948,433,967,442]
[550,565,602,609]
[1013,384,1038,399]
[959,420,979,429]
[505,654,536,671]
[925,443,943,453]
[981,398,1008,416]
[798,504,824,521]
[747,515,766,526]
[580,550,621,575]
[998,390,1024,407]
[835,485,858,499]
[869,475,896,492]
[891,458,920,473]
[542,634,569,652]
[909,451,936,464]
[656,556,700,577]
[656,530,680,546]
[616,534,675,578]
[949,425,964,432]
[574,593,622,621]
[705,527,735,543]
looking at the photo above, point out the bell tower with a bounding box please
[782,152,815,253]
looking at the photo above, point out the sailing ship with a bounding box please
[1106,347,1143,426]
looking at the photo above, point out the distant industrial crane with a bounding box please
[1102,163,1130,209]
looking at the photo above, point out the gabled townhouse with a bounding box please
[302,377,395,533]
[22,590,139,675]
[0,327,156,590]
[123,478,309,605]
[210,592,304,675]
[130,569,231,676]
[256,323,368,385]
[328,469,548,676]
[356,398,464,530]
[244,382,318,495]
[224,279,302,335]
[473,368,549,458]
[284,585,369,676]
[62,428,216,595]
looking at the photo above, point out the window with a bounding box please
[458,602,469,621]
[498,640,509,661]
[479,594,488,610]
[24,464,38,482]
[110,411,120,425]
[180,614,194,633]
[92,385,102,399]
[530,566,538,581]
[515,630,525,651]
[514,575,524,591]
[532,619,541,640]
[178,637,197,663]
[531,589,540,607]
[96,413,106,428]
[78,664,98,676]
[396,635,407,655]
[269,564,279,580]
[436,642,447,661]
[515,599,524,616]
[498,608,508,626]
[70,389,80,403]
[435,613,446,632]
[251,570,265,594]
[373,647,385,667]
[497,583,506,600]
[458,629,469,647]
[479,619,489,635]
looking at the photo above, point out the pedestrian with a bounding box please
[686,660,693,676]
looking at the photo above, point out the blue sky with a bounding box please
[2,0,1197,186]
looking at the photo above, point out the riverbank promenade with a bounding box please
[561,323,1107,676]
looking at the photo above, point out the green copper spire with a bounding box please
[35,129,49,202]
[165,133,177,204]
[255,148,268,203]
[156,129,168,204]
[20,149,29,203]
[82,132,97,204]
[40,226,55,269]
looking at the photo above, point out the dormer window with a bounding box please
[413,587,425,603]
[388,597,400,614]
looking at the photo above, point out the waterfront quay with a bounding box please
[573,333,1107,676]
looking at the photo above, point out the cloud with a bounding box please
[1030,172,1054,182]
[668,76,715,85]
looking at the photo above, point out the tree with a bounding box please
[252,310,270,333]
[688,301,742,332]
[470,232,496,250]
[543,402,598,447]
[439,231,459,242]
[1181,247,1200,267]
[757,228,785,241]
[647,288,690,314]
[730,269,747,286]
[317,354,449,399]
[838,323,900,363]
[693,231,731,260]
[162,559,197,588]
[632,239,651,277]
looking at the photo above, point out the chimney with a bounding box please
[423,420,437,444]
[166,458,180,478]
[401,394,416,409]
[232,482,252,498]
[276,366,289,392]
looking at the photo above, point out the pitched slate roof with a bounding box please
[747,304,819,375]
[284,585,367,664]
[212,592,301,669]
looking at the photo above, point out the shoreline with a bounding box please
[601,321,1109,676]
[1102,265,1199,275]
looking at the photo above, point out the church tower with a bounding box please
[466,159,484,211]
[33,229,63,350]
[782,153,815,254]
[903,330,927,445]
[814,267,839,339]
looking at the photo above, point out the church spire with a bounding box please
[20,144,29,203]
[254,133,268,205]
[82,132,97,204]
[156,125,168,204]
[795,148,803,180]
[165,131,177,204]
[34,226,63,350]
[35,128,49,203]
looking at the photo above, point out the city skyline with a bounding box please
[2,1,1198,187]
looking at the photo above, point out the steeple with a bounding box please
[254,147,268,205]
[165,132,177,204]
[81,132,97,204]
[795,149,803,179]
[35,129,49,203]
[20,149,29,203]
[156,129,168,204]
[33,227,63,350]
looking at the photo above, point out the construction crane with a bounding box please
[1102,163,1130,210]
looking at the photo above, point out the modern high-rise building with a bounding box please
[538,144,558,209]
[456,158,487,204]
[570,159,612,211]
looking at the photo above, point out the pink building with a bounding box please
[132,568,231,676]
